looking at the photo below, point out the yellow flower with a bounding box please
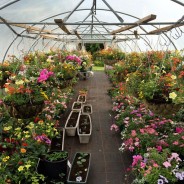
[171,75,176,80]
[2,156,10,162]
[3,126,12,131]
[15,80,24,85]
[38,120,44,125]
[18,166,24,172]
[25,164,31,169]
[26,122,34,129]
[15,127,21,131]
[41,91,49,100]
[169,92,177,100]
[25,135,30,138]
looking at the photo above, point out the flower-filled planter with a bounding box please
[65,111,81,136]
[67,152,91,184]
[77,95,86,103]
[5,102,44,119]
[50,127,65,151]
[37,150,68,181]
[82,104,93,115]
[77,114,92,144]
[72,102,82,111]
[3,81,46,119]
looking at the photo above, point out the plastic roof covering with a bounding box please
[0,0,183,61]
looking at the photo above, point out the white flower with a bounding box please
[171,75,177,79]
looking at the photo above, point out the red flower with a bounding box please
[22,142,28,147]
[34,117,40,123]
[18,161,23,165]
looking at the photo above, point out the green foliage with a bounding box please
[44,151,68,162]
[85,43,104,54]
[93,60,104,67]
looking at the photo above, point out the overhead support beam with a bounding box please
[40,34,63,41]
[1,21,183,26]
[0,18,52,34]
[101,0,124,22]
[63,0,85,22]
[111,14,157,34]
[74,30,81,39]
[54,19,71,34]
[170,0,184,6]
[0,16,35,39]
[149,23,184,34]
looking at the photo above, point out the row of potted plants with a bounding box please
[106,50,184,183]
[65,90,93,144]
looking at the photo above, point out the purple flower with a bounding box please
[175,172,183,180]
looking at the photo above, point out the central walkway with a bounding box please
[64,71,133,184]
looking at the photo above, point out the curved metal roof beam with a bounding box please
[0,0,20,10]
[170,0,184,6]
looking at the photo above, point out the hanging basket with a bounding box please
[144,100,182,116]
[104,59,118,66]
[5,102,44,119]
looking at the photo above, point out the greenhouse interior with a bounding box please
[0,0,184,183]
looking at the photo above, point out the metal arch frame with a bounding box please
[2,7,179,62]
[0,0,21,10]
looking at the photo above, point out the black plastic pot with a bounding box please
[37,151,68,181]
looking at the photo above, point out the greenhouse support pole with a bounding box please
[63,0,85,22]
[101,0,124,22]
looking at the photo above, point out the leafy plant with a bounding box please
[76,153,88,167]
[44,151,68,162]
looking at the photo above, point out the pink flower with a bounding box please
[172,153,179,159]
[134,142,139,147]
[132,155,143,166]
[146,128,156,134]
[176,127,183,134]
[131,130,137,137]
[140,162,146,168]
[163,161,171,168]
[173,141,179,145]
[110,124,119,132]
[156,145,162,152]
[129,146,135,152]
[153,163,159,167]
[149,111,154,116]
[125,117,130,120]
[140,129,145,134]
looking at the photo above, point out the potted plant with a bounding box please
[50,127,65,151]
[37,150,68,182]
[77,95,86,103]
[67,152,91,184]
[82,104,93,114]
[3,79,46,119]
[72,101,82,111]
[77,114,92,144]
[65,111,81,136]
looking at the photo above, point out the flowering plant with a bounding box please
[65,55,81,66]
[131,148,184,184]
[3,78,46,107]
